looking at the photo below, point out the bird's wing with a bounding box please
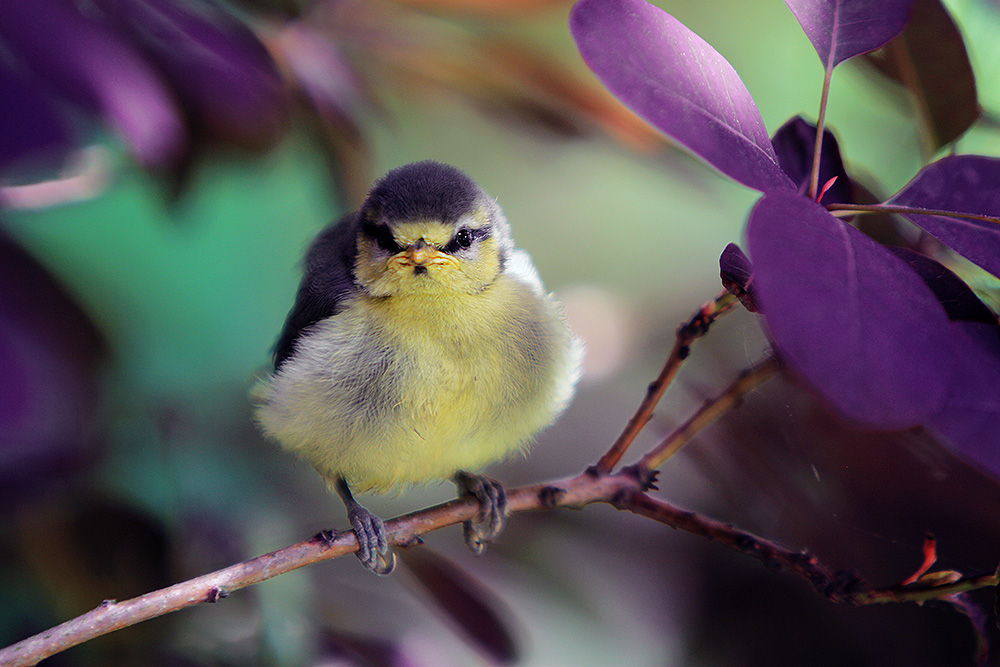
[272,213,361,370]
[505,248,546,295]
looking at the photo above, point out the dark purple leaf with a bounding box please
[570,0,794,192]
[927,322,1000,480]
[747,191,952,429]
[319,630,407,666]
[864,0,978,151]
[399,547,518,664]
[771,116,852,204]
[887,155,1000,279]
[93,0,289,150]
[0,67,74,178]
[851,178,909,246]
[784,0,915,70]
[888,247,997,324]
[0,0,185,166]
[720,243,758,312]
[0,231,106,505]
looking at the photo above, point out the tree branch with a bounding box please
[0,470,642,666]
[595,291,736,473]
[638,355,780,471]
[5,451,999,664]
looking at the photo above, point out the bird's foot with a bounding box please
[454,471,507,556]
[347,502,396,575]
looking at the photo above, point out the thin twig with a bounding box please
[594,292,737,473]
[638,356,781,471]
[826,202,1000,225]
[852,569,1000,605]
[623,492,862,601]
[623,493,1000,607]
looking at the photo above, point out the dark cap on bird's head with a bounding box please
[361,161,485,224]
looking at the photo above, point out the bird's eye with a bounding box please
[445,228,475,253]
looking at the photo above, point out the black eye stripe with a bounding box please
[362,221,402,253]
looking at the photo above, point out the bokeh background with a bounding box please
[4,0,1000,664]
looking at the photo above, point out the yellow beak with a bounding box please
[405,240,433,266]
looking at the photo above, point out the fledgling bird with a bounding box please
[255,161,581,574]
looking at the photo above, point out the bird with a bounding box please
[255,161,581,574]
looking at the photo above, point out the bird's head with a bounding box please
[353,162,513,298]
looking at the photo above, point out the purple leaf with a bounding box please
[719,243,758,312]
[399,547,518,664]
[570,0,793,192]
[747,191,952,429]
[93,0,289,150]
[0,0,185,166]
[0,231,106,505]
[864,0,978,151]
[0,66,74,178]
[927,322,1000,480]
[888,247,997,324]
[771,116,852,204]
[784,0,915,70]
[887,155,1000,279]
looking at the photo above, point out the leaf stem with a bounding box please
[809,65,834,200]
[827,202,1000,225]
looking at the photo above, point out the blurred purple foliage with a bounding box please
[92,0,289,150]
[0,0,284,175]
[0,0,188,169]
[0,67,74,178]
[863,0,979,152]
[572,0,1000,477]
[927,322,1000,476]
[0,231,105,505]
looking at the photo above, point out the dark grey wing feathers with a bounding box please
[272,213,360,370]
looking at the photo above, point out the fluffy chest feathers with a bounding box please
[255,273,577,491]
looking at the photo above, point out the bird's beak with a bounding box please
[405,239,433,266]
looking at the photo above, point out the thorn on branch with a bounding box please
[538,486,566,507]
[677,303,714,341]
[397,535,424,549]
[826,570,867,602]
[313,529,338,548]
[205,587,228,603]
[734,533,756,552]
[621,465,659,491]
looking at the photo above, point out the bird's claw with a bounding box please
[455,472,507,556]
[348,504,395,575]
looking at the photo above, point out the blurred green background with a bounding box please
[5,0,1000,665]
